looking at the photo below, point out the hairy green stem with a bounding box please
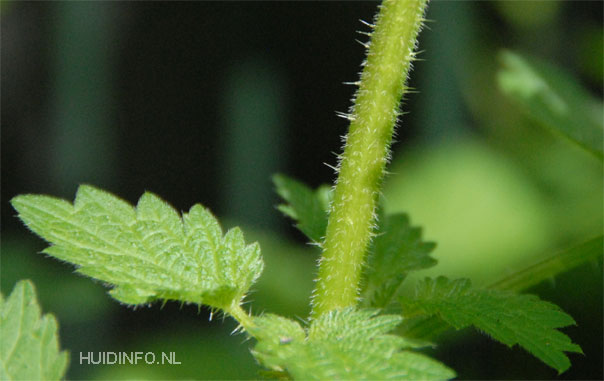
[312,0,429,318]
[227,303,256,333]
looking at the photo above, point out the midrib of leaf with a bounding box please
[182,207,218,285]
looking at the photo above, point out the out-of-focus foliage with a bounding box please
[490,236,604,292]
[383,139,554,286]
[577,25,603,83]
[0,280,68,381]
[244,228,316,317]
[493,1,561,29]
[498,50,603,159]
[0,238,113,324]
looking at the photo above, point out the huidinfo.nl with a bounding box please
[79,351,181,365]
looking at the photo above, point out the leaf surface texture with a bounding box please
[252,308,455,380]
[11,186,263,308]
[402,276,582,373]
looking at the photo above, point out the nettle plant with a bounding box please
[2,0,602,379]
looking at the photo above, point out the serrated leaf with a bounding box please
[251,309,455,380]
[273,175,438,309]
[0,280,68,380]
[402,276,582,374]
[361,213,437,308]
[398,237,604,343]
[11,185,263,310]
[272,174,331,243]
[498,50,603,159]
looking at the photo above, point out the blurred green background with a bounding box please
[1,1,602,379]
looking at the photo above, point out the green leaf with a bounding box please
[0,280,68,380]
[273,175,439,308]
[398,237,604,342]
[10,185,263,310]
[402,276,582,374]
[498,50,603,159]
[251,308,455,380]
[361,213,437,308]
[272,174,331,243]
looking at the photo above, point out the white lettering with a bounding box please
[144,352,155,364]
[79,352,91,365]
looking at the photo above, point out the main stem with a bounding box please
[312,0,428,318]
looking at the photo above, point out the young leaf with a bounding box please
[361,213,437,308]
[10,185,263,310]
[251,308,455,380]
[0,280,68,380]
[273,175,439,308]
[272,174,331,244]
[498,50,603,160]
[402,276,582,374]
